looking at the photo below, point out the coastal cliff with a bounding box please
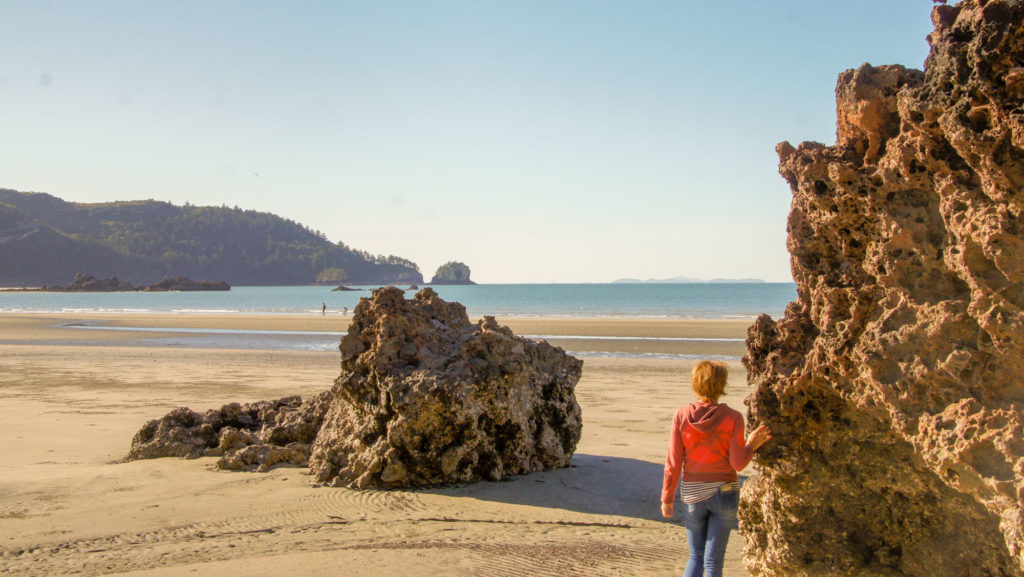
[743,2,1024,575]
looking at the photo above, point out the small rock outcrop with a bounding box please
[742,2,1024,576]
[308,287,582,488]
[429,261,475,285]
[127,288,583,488]
[43,273,137,292]
[141,277,230,291]
[127,393,331,471]
[41,273,230,292]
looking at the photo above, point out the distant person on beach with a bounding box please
[661,360,771,577]
[321,302,326,316]
[342,306,348,316]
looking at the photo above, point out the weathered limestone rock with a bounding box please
[743,2,1024,576]
[127,288,582,488]
[127,393,331,472]
[308,287,583,488]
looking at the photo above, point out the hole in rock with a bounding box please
[963,439,1015,481]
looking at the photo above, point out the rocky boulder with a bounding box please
[742,2,1024,576]
[308,287,583,488]
[127,393,331,472]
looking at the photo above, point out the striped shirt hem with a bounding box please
[680,480,739,504]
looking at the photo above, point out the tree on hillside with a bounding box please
[316,267,348,284]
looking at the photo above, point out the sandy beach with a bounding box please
[0,314,756,576]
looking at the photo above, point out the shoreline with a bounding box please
[0,309,765,322]
[0,313,753,359]
[0,312,754,335]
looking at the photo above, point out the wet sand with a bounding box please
[0,314,751,358]
[0,314,756,576]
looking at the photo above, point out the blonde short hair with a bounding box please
[692,360,728,402]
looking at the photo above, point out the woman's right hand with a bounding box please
[747,424,772,452]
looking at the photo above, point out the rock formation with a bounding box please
[429,261,475,285]
[127,393,331,471]
[43,273,138,292]
[141,277,231,291]
[308,287,582,488]
[127,287,583,489]
[41,273,230,292]
[742,2,1024,576]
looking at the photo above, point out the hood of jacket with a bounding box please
[684,401,731,434]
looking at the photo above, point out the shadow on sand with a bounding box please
[424,454,675,523]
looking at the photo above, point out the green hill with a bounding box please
[0,189,422,286]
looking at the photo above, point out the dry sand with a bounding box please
[0,314,756,576]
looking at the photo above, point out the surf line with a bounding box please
[60,323,344,337]
[523,334,744,343]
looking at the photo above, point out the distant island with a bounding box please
[429,261,475,285]
[0,189,423,287]
[611,275,766,284]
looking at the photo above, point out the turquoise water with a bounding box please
[0,283,795,319]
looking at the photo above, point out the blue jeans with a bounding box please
[681,485,739,577]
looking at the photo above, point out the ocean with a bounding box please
[1,284,795,359]
[0,283,795,319]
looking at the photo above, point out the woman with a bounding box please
[661,360,771,577]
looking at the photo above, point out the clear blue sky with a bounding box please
[1,1,936,283]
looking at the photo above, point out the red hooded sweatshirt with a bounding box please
[661,401,753,504]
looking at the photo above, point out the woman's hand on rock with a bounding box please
[748,424,772,452]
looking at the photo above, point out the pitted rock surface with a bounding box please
[127,393,331,472]
[307,287,583,488]
[743,2,1024,576]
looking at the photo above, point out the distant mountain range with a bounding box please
[611,275,766,284]
[0,189,423,286]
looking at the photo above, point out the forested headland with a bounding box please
[0,189,423,286]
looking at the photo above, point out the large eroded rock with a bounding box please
[308,287,583,488]
[742,2,1024,576]
[127,287,583,489]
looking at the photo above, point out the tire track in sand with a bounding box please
[0,516,684,576]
